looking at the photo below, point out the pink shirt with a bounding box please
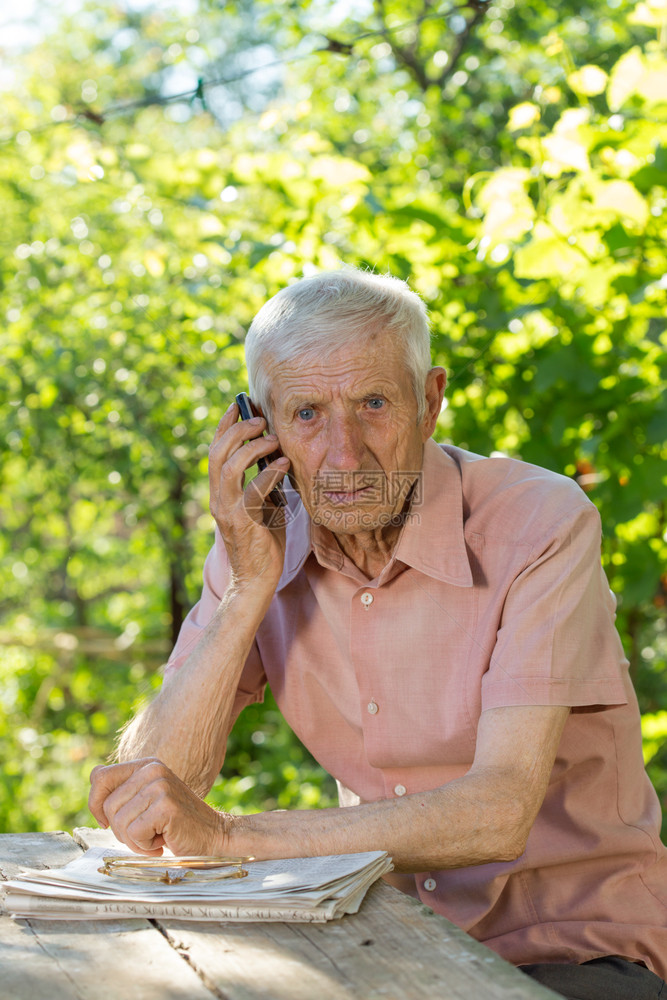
[166,439,667,975]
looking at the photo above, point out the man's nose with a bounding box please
[325,413,366,470]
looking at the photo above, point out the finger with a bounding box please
[244,457,291,510]
[208,418,267,492]
[210,401,240,443]
[100,759,169,825]
[88,759,158,828]
[214,435,284,506]
[209,404,262,471]
[211,406,264,451]
[108,793,166,856]
[102,764,175,854]
[111,769,207,856]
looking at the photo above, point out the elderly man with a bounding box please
[90,269,667,999]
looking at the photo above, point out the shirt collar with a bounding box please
[276,438,473,590]
[276,484,313,590]
[392,438,473,587]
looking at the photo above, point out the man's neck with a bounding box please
[333,523,402,580]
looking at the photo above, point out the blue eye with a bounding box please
[367,398,384,409]
[298,407,315,421]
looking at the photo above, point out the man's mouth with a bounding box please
[322,486,373,506]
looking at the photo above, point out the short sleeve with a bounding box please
[481,503,629,711]
[163,527,267,719]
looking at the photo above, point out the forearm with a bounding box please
[222,767,531,872]
[217,705,568,870]
[94,707,566,864]
[118,584,272,796]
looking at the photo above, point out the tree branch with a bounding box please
[368,0,490,93]
[435,1,489,89]
[375,0,431,90]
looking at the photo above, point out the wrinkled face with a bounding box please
[267,330,441,537]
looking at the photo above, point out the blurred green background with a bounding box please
[1,0,666,834]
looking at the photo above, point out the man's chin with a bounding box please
[310,505,404,535]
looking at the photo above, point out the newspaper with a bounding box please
[2,846,393,922]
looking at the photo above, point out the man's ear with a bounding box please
[421,367,447,439]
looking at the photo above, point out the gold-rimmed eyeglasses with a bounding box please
[98,855,254,884]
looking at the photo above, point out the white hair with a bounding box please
[245,268,432,422]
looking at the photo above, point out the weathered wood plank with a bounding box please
[47,829,559,1000]
[158,881,558,1000]
[72,825,124,851]
[0,916,219,1000]
[0,831,82,880]
[0,832,217,1000]
[0,911,219,1000]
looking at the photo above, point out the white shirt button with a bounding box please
[394,784,407,796]
[367,700,379,715]
[360,592,374,608]
[423,878,437,891]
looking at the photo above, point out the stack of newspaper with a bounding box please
[2,846,393,923]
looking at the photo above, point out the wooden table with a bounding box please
[0,829,558,1000]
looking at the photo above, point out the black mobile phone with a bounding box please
[235,392,287,507]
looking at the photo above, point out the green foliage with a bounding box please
[0,0,665,833]
[208,690,338,814]
[0,643,160,831]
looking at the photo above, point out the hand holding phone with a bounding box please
[235,392,287,507]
